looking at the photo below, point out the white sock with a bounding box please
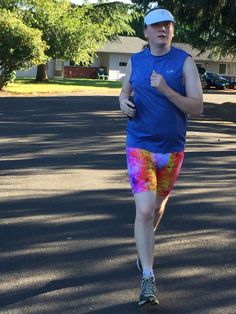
[142,269,154,278]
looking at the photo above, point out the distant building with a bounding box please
[92,36,146,81]
[173,42,236,77]
[15,36,236,80]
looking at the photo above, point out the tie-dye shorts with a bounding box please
[126,147,184,196]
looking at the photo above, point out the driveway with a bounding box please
[0,95,235,314]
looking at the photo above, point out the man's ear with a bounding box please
[144,28,148,39]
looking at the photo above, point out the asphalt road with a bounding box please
[0,95,235,314]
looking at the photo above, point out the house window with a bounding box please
[227,63,235,75]
[219,63,226,74]
[119,62,127,67]
[55,60,63,71]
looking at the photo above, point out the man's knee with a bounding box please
[136,205,155,223]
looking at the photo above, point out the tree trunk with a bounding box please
[36,64,48,81]
[0,79,4,91]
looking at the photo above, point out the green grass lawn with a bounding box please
[4,78,122,94]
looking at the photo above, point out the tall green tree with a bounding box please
[0,9,47,90]
[1,0,135,81]
[131,0,236,57]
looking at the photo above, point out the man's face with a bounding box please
[144,21,174,46]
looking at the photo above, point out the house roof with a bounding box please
[97,36,146,54]
[173,42,236,62]
[98,36,235,63]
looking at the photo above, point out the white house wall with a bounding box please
[47,60,55,78]
[92,53,109,72]
[92,58,100,67]
[108,53,130,81]
[15,60,70,78]
[16,61,54,78]
[14,54,236,80]
[16,66,37,78]
[207,62,219,73]
[196,60,236,76]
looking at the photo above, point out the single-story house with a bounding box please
[92,36,147,80]
[15,36,236,80]
[174,42,236,77]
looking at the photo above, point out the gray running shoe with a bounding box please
[138,276,159,306]
[136,256,142,272]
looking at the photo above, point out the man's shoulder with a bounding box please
[171,45,191,58]
[131,47,148,59]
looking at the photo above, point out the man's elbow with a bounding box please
[191,101,203,117]
[197,101,204,115]
[196,104,203,116]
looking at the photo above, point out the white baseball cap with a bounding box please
[144,8,175,26]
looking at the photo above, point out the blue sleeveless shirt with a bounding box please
[127,46,190,153]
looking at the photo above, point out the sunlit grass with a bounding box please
[4,78,122,94]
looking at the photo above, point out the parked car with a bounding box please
[204,72,230,89]
[197,66,208,89]
[221,75,236,89]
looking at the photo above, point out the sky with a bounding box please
[70,0,132,4]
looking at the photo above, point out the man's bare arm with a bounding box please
[150,57,203,116]
[119,59,136,118]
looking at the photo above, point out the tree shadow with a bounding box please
[16,78,122,89]
[203,89,236,95]
[203,102,236,123]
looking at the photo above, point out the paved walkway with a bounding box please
[0,95,235,313]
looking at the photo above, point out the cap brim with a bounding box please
[144,9,175,25]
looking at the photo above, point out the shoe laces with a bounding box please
[141,276,158,296]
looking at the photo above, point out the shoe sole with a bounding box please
[138,298,159,306]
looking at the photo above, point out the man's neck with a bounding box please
[149,44,171,56]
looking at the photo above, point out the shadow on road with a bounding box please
[204,102,236,123]
[0,96,235,313]
[203,89,236,95]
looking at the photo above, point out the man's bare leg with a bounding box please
[153,195,169,232]
[134,191,156,273]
